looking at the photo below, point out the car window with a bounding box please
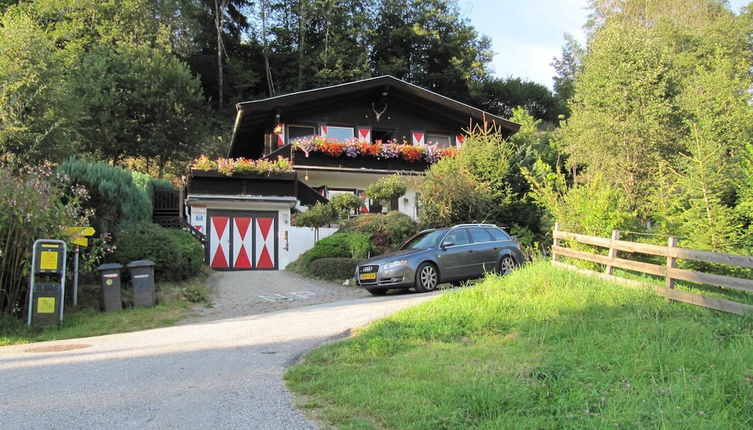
[401,230,446,249]
[469,227,494,243]
[443,229,471,246]
[488,228,511,241]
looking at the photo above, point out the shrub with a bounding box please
[110,223,204,281]
[59,157,152,233]
[340,212,419,252]
[302,232,375,264]
[307,258,362,281]
[0,165,89,316]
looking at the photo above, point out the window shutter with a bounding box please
[320,125,328,138]
[358,127,371,142]
[455,135,465,147]
[277,123,285,146]
[412,131,425,146]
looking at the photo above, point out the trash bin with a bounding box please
[30,283,62,327]
[96,263,123,312]
[127,260,156,308]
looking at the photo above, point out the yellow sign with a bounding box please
[37,297,56,314]
[64,226,95,236]
[71,237,89,247]
[39,251,59,271]
[64,226,95,247]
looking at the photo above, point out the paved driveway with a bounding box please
[0,272,441,429]
[181,270,371,323]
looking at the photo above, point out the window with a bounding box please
[327,126,354,142]
[443,229,471,246]
[488,228,511,241]
[372,129,395,143]
[288,125,316,141]
[426,133,452,148]
[469,228,494,243]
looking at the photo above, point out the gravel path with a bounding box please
[0,275,440,429]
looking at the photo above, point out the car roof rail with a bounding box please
[452,223,498,228]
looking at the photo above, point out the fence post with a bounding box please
[552,222,561,262]
[606,230,621,275]
[666,236,678,301]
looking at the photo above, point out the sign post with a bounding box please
[63,226,95,307]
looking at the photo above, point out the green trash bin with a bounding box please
[30,283,62,328]
[96,263,123,312]
[127,260,156,308]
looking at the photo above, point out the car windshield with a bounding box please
[400,230,446,250]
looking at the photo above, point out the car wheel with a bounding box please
[414,262,438,293]
[366,288,388,296]
[498,256,516,275]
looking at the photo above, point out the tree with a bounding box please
[551,33,585,113]
[419,128,518,228]
[70,44,207,175]
[365,175,407,208]
[469,77,563,123]
[0,10,75,164]
[294,202,336,241]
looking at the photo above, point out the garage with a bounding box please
[207,210,278,270]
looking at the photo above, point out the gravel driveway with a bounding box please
[0,272,441,429]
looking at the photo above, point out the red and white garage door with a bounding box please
[207,211,278,270]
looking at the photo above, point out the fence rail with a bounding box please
[551,223,753,315]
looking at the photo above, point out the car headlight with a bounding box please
[382,260,408,270]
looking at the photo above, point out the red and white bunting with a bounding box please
[455,135,465,147]
[412,131,425,146]
[358,127,371,141]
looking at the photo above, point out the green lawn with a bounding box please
[285,261,753,429]
[0,275,211,346]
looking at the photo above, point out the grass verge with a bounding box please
[285,260,753,429]
[0,270,212,346]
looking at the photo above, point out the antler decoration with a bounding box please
[372,102,388,121]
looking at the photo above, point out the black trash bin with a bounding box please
[30,283,62,327]
[96,263,123,312]
[127,260,156,308]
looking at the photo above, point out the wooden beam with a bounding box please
[606,230,621,276]
[554,230,753,269]
[552,245,753,293]
[552,261,753,316]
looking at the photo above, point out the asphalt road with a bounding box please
[0,293,440,429]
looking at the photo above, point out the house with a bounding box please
[186,75,519,271]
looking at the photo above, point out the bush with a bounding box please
[110,223,204,281]
[302,232,374,264]
[307,258,362,281]
[330,193,362,217]
[59,157,152,232]
[0,165,89,316]
[340,212,419,253]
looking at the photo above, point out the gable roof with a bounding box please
[228,75,520,158]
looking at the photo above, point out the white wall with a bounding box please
[285,226,339,268]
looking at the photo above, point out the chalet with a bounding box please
[186,75,519,271]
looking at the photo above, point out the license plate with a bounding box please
[359,272,377,280]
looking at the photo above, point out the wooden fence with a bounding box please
[551,223,753,315]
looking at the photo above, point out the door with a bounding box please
[468,227,499,273]
[208,211,278,270]
[437,228,476,280]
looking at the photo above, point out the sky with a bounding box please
[460,0,750,89]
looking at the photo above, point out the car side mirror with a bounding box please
[440,241,455,249]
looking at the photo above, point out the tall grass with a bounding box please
[286,261,753,429]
